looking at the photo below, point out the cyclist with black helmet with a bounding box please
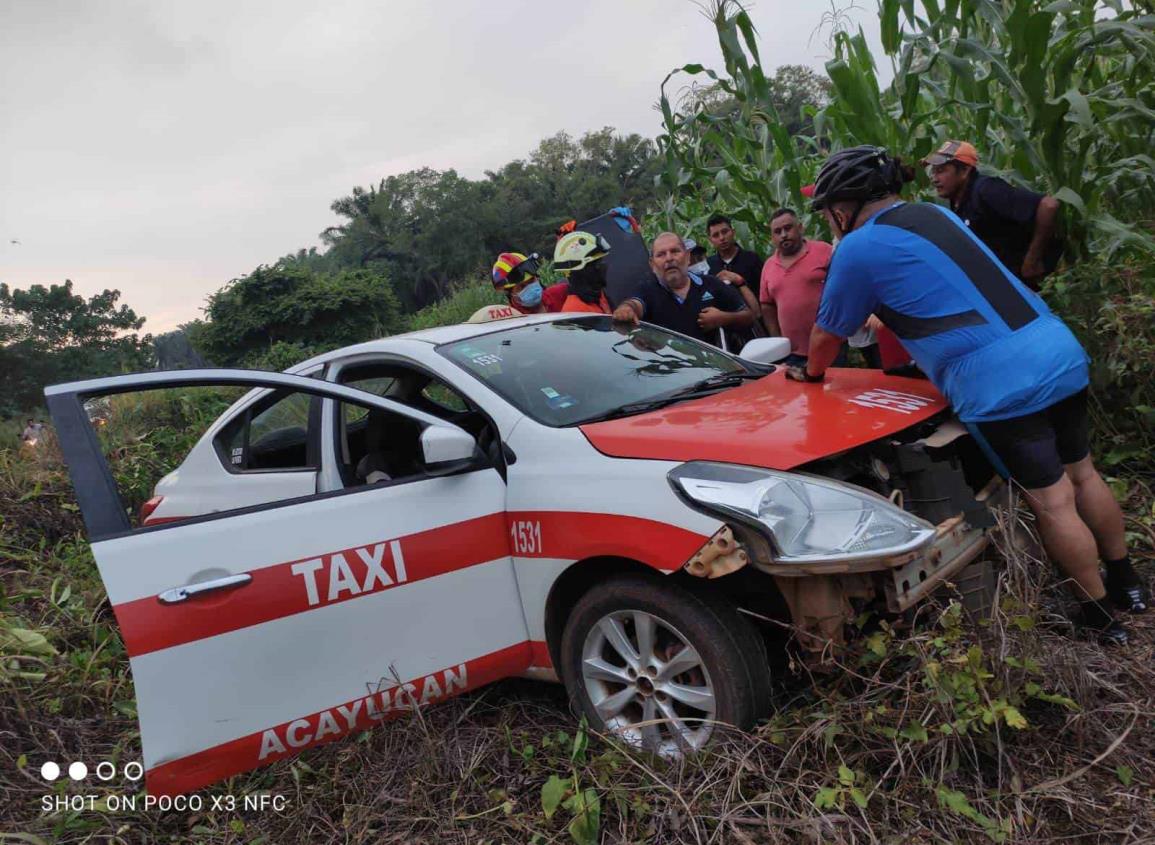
[491,252,569,314]
[791,145,1145,645]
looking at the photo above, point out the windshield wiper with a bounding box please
[682,371,765,391]
[584,371,764,423]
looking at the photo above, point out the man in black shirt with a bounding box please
[612,232,754,349]
[923,140,1062,291]
[705,213,764,291]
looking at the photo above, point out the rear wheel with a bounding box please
[559,574,771,755]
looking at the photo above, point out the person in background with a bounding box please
[706,214,764,293]
[758,208,838,368]
[923,140,1062,291]
[612,232,753,348]
[685,238,710,274]
[793,144,1144,645]
[20,419,44,446]
[554,231,613,313]
[491,252,568,314]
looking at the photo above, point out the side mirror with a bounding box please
[420,425,477,469]
[739,337,792,365]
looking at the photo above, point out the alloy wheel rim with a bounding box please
[580,609,716,756]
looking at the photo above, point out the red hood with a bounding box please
[579,368,947,470]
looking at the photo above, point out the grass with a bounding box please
[1,406,1153,843]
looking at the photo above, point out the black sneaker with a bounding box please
[1107,583,1149,614]
[1093,620,1130,647]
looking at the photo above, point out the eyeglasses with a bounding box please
[498,254,541,290]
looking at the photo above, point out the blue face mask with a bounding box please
[688,260,710,276]
[515,280,543,308]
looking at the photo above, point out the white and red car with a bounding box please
[48,313,995,796]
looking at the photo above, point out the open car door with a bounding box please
[46,369,532,796]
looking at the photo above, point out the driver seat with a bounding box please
[355,410,423,483]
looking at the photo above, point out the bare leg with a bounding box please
[1020,475,1106,602]
[1065,455,1128,561]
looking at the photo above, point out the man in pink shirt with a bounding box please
[759,208,839,367]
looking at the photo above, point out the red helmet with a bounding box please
[491,252,541,290]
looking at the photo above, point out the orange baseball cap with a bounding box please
[920,140,979,168]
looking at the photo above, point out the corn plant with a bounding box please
[879,0,1155,256]
[655,2,821,253]
[656,0,1155,258]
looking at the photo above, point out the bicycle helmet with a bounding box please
[553,231,610,276]
[809,145,905,211]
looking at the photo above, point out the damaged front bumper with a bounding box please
[685,511,990,643]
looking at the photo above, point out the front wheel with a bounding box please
[559,574,771,756]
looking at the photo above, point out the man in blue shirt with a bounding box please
[791,145,1145,643]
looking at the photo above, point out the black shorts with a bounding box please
[969,388,1091,489]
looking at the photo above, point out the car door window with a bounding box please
[420,381,469,413]
[342,376,397,424]
[220,390,315,471]
[339,400,426,487]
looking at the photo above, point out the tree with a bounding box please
[320,128,662,309]
[193,264,405,367]
[0,280,151,414]
[154,327,209,370]
[769,65,832,136]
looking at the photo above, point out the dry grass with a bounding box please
[1,442,1153,844]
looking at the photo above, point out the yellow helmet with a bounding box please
[552,231,610,276]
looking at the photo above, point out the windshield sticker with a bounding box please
[458,345,504,373]
[540,387,560,399]
[849,389,934,414]
[546,394,578,410]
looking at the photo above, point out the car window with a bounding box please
[439,316,749,426]
[80,383,457,533]
[420,381,469,413]
[338,400,428,488]
[341,376,396,426]
[79,386,252,528]
[221,390,314,471]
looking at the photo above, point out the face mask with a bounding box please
[688,260,710,276]
[514,280,543,308]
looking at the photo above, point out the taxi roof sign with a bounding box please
[466,304,523,324]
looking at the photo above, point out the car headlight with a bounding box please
[669,462,935,563]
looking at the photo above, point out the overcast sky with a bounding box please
[0,1,882,333]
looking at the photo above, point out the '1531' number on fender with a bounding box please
[510,520,542,555]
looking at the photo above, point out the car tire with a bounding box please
[559,573,771,755]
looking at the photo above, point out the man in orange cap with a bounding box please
[922,140,1061,290]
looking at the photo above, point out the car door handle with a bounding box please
[157,574,252,605]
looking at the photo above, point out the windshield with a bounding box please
[439,316,758,426]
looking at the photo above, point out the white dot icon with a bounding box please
[68,762,88,781]
[40,762,60,781]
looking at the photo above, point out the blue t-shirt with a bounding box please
[815,202,1088,423]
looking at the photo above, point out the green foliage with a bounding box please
[879,0,1155,258]
[657,0,1155,258]
[533,721,601,845]
[654,3,824,254]
[194,264,405,367]
[1044,255,1155,461]
[0,621,57,683]
[937,786,1011,843]
[406,283,505,332]
[0,280,151,416]
[322,129,660,311]
[152,327,207,370]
